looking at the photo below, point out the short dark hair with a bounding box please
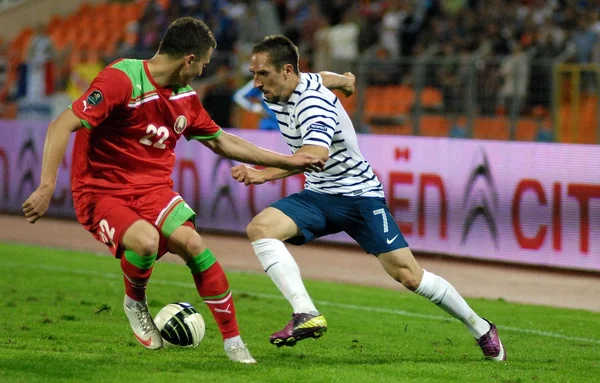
[252,35,299,75]
[158,17,217,58]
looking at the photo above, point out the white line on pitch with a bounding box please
[4,262,600,345]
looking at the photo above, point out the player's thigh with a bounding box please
[249,190,333,243]
[338,196,409,255]
[246,206,302,241]
[121,220,161,257]
[75,194,152,258]
[136,189,196,258]
[167,221,207,263]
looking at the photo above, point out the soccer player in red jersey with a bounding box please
[21,18,331,364]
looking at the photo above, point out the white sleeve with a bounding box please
[300,72,323,84]
[296,90,338,149]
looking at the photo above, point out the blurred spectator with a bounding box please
[198,65,235,129]
[26,24,55,102]
[326,9,360,73]
[233,78,278,130]
[570,15,598,63]
[66,49,104,102]
[379,0,405,58]
[298,1,328,65]
[0,39,8,114]
[498,42,531,115]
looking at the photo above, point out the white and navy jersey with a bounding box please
[265,73,384,198]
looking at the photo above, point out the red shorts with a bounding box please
[73,188,196,259]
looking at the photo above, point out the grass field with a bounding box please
[0,242,599,383]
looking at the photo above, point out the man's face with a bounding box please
[181,47,213,85]
[249,52,286,103]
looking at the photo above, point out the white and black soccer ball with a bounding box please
[154,302,205,348]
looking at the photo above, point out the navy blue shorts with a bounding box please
[270,189,408,255]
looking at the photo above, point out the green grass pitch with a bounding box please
[0,242,599,382]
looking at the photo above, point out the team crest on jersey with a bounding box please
[174,115,188,134]
[87,90,103,106]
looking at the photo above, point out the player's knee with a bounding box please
[246,217,271,241]
[393,268,421,291]
[180,232,205,256]
[132,230,160,257]
[401,274,421,292]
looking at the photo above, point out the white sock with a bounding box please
[251,238,318,314]
[415,270,491,338]
[224,335,243,351]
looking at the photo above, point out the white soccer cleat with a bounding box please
[123,296,163,350]
[225,344,257,364]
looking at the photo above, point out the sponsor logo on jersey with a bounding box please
[308,123,328,132]
[87,90,104,106]
[174,115,188,134]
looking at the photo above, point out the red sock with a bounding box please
[120,250,156,302]
[192,262,240,340]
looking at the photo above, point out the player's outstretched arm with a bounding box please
[22,109,82,223]
[201,130,324,171]
[231,144,328,186]
[318,71,355,97]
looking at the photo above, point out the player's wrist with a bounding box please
[39,182,56,192]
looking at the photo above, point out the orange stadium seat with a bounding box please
[76,3,93,18]
[363,85,413,123]
[333,90,356,116]
[580,95,598,144]
[515,119,538,141]
[238,109,260,129]
[473,117,510,140]
[420,87,443,111]
[420,115,450,137]
[124,1,147,22]
[47,16,63,35]
[369,124,412,135]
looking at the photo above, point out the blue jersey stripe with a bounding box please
[302,114,337,125]
[281,132,301,140]
[298,104,337,120]
[319,174,378,189]
[303,128,333,140]
[297,95,337,109]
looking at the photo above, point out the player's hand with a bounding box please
[283,153,325,172]
[339,72,355,97]
[231,164,267,186]
[22,186,54,223]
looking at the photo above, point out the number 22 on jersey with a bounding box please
[139,124,169,149]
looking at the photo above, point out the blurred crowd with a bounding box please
[168,0,600,120]
[3,0,600,123]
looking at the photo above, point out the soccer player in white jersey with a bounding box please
[231,36,506,362]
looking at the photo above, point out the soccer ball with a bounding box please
[154,302,205,348]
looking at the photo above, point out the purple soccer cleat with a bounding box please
[270,313,328,347]
[477,319,507,361]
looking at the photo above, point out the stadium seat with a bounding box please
[420,87,443,111]
[333,90,356,117]
[515,119,538,141]
[420,115,450,137]
[473,117,510,141]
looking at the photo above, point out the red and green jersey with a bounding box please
[70,59,221,197]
